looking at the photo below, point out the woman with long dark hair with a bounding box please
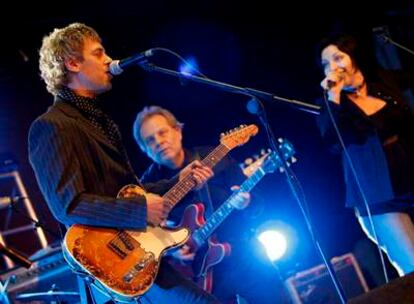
[316,31,414,276]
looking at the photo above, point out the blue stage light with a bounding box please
[179,56,199,76]
[258,229,288,262]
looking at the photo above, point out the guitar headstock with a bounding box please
[220,124,259,150]
[241,149,272,177]
[240,138,296,177]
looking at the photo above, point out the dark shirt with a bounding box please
[141,147,245,239]
[316,70,414,210]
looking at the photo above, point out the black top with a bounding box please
[317,70,414,212]
[369,96,414,196]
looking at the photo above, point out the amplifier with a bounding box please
[0,244,78,303]
[284,253,369,304]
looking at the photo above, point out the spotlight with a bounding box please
[179,56,199,76]
[258,229,287,262]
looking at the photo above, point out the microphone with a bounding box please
[326,80,337,89]
[246,98,262,115]
[0,196,22,210]
[324,73,345,90]
[109,49,154,75]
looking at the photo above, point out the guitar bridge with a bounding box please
[123,252,155,283]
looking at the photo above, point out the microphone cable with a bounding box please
[322,92,390,283]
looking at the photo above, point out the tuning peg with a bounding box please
[278,138,284,143]
[279,167,285,173]
[290,156,297,163]
[244,158,253,165]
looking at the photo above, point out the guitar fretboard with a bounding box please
[163,144,230,209]
[195,166,267,243]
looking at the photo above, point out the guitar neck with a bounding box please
[163,144,230,209]
[195,166,267,243]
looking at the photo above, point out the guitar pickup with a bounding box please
[107,230,138,259]
[118,231,136,251]
[107,242,127,259]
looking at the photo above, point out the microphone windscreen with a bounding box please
[246,98,260,114]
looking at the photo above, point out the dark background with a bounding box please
[1,1,414,302]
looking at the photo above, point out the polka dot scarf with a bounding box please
[56,86,141,185]
[57,86,125,153]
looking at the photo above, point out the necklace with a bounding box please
[345,81,367,97]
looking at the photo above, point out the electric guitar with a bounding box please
[171,139,296,292]
[62,124,258,303]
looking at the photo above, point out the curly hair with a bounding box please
[133,106,184,152]
[39,23,101,95]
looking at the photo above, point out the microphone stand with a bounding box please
[376,32,414,56]
[0,242,31,304]
[139,62,320,115]
[0,243,32,269]
[137,61,345,303]
[0,278,11,304]
[249,98,347,304]
[4,197,62,239]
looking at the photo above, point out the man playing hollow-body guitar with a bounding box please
[133,106,251,300]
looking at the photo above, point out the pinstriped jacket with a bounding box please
[28,97,175,229]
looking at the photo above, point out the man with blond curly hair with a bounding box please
[29,22,218,304]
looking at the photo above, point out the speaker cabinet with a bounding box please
[0,245,78,303]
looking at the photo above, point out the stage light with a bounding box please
[179,56,199,76]
[258,229,287,262]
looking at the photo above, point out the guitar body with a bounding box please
[194,237,231,292]
[170,203,231,292]
[63,185,189,303]
[61,125,259,301]
[170,140,297,293]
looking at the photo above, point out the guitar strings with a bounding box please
[163,144,230,210]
